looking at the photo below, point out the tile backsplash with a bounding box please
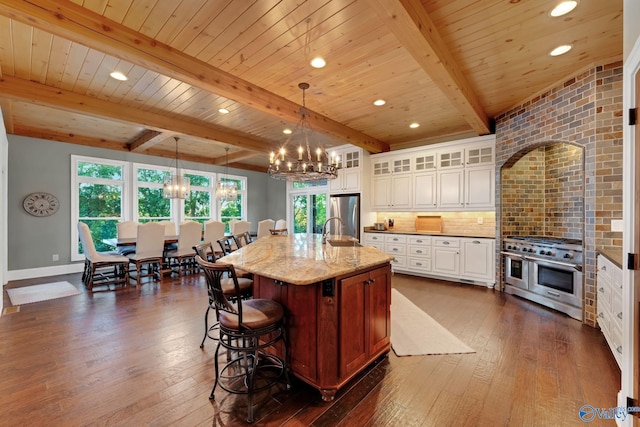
[374,211,495,237]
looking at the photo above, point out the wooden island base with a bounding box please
[253,263,392,400]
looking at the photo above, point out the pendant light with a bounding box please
[163,136,190,199]
[216,147,238,201]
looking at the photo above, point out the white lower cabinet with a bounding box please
[460,238,496,283]
[596,254,623,369]
[363,232,495,286]
[432,237,460,276]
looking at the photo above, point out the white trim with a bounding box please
[7,263,85,281]
[620,33,640,427]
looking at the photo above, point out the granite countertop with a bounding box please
[597,247,624,269]
[363,227,495,239]
[217,233,394,285]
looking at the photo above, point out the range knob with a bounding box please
[564,253,573,259]
[528,248,534,253]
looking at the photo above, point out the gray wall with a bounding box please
[8,134,286,271]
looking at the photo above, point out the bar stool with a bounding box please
[195,255,290,423]
[193,243,253,348]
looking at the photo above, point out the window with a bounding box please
[135,165,172,223]
[184,172,213,225]
[72,155,248,261]
[218,175,247,232]
[71,157,128,260]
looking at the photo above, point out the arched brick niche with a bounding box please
[494,62,623,327]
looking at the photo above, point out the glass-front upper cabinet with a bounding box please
[465,145,494,166]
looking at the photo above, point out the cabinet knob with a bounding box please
[472,240,480,244]
[416,250,422,253]
[598,312,604,318]
[616,345,622,354]
[617,312,623,320]
[598,287,604,293]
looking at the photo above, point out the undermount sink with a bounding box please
[327,239,362,247]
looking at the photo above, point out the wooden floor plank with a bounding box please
[0,272,621,426]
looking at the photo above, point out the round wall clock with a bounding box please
[23,192,60,217]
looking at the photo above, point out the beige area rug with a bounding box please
[7,281,81,306]
[391,288,475,356]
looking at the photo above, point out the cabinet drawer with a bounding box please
[385,234,407,244]
[408,236,431,245]
[612,288,623,326]
[389,255,407,268]
[433,237,460,248]
[597,281,612,311]
[385,244,406,256]
[408,245,431,257]
[366,242,384,251]
[613,266,623,291]
[611,322,623,367]
[408,257,431,271]
[364,233,385,243]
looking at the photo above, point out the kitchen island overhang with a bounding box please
[218,233,394,401]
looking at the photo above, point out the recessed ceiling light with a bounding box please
[310,57,326,68]
[109,71,128,81]
[550,1,578,17]
[549,44,572,56]
[409,123,420,129]
[283,128,292,135]
[373,99,386,106]
[218,108,230,114]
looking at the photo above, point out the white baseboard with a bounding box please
[7,263,84,281]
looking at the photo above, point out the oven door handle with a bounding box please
[524,256,582,272]
[500,251,525,260]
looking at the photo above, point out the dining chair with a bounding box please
[116,220,138,255]
[269,228,288,235]
[230,220,251,250]
[193,243,253,348]
[78,222,130,291]
[204,220,226,260]
[166,221,202,276]
[274,219,287,230]
[126,222,165,286]
[256,219,275,239]
[158,220,178,252]
[195,255,289,423]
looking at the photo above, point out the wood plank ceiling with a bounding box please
[0,0,623,172]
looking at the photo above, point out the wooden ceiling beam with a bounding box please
[371,0,491,135]
[0,0,389,154]
[0,75,271,154]
[128,130,167,152]
[13,125,129,150]
[13,124,263,173]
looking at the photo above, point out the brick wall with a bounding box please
[495,61,623,327]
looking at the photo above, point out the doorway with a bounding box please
[289,183,327,234]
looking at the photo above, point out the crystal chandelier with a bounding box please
[163,137,191,199]
[216,147,238,201]
[267,83,339,182]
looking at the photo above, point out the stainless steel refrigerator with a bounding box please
[328,193,360,241]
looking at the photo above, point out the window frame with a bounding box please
[71,155,248,261]
[71,155,129,261]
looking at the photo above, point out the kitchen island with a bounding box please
[218,233,394,401]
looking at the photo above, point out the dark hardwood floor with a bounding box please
[0,271,620,426]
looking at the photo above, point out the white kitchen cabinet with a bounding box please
[438,148,464,169]
[407,235,431,273]
[465,166,495,209]
[465,144,494,167]
[431,237,460,277]
[330,147,361,193]
[437,169,464,208]
[460,238,495,285]
[372,175,412,210]
[596,254,623,368]
[413,172,437,209]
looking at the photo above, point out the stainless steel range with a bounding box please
[502,236,583,320]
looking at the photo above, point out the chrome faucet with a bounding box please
[322,216,344,243]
